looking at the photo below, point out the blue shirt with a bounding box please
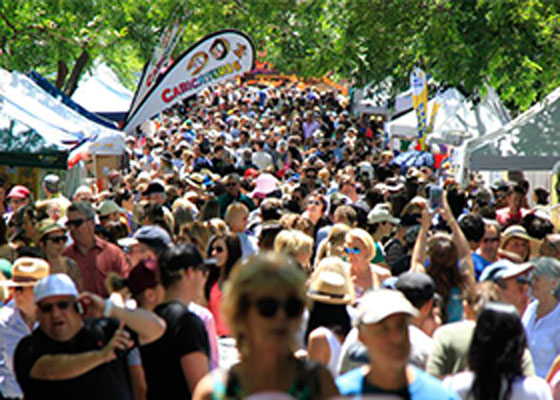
[336,365,460,399]
[0,306,33,398]
[471,253,492,281]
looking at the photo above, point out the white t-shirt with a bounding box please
[443,371,552,400]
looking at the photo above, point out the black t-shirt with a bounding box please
[140,301,210,400]
[14,318,137,400]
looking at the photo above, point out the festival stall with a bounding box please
[0,67,125,195]
[71,62,134,122]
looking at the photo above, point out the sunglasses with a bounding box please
[212,245,224,253]
[515,276,531,285]
[47,235,66,244]
[66,218,88,228]
[38,300,73,313]
[252,296,304,319]
[482,237,499,243]
[344,247,362,255]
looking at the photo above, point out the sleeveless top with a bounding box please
[311,327,341,377]
[211,359,322,400]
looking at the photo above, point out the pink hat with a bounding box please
[7,185,30,199]
[250,173,279,199]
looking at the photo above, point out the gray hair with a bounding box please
[68,201,96,220]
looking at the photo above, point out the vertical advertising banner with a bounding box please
[128,20,186,118]
[124,29,255,134]
[410,67,428,150]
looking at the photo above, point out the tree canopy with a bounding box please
[2,0,560,112]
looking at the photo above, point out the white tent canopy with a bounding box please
[385,88,510,144]
[466,85,560,171]
[71,62,133,113]
[0,68,125,157]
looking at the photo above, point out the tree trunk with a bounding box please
[55,60,68,89]
[63,50,89,96]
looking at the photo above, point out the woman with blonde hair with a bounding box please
[314,223,351,269]
[274,229,314,274]
[193,252,339,399]
[344,228,391,298]
[178,220,213,256]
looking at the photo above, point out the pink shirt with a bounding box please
[64,236,129,297]
[208,282,230,337]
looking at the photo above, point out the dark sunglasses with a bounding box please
[212,245,224,253]
[482,237,499,243]
[66,218,87,228]
[252,296,304,319]
[46,235,66,244]
[38,300,73,313]
[515,276,531,285]
[344,247,361,255]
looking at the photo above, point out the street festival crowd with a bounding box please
[1,81,560,400]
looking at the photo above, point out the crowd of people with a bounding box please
[0,80,559,399]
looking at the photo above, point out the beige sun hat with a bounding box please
[0,257,50,287]
[307,257,354,305]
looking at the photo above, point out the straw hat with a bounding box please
[307,258,354,305]
[35,219,66,242]
[0,257,50,287]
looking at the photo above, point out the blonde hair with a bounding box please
[315,223,351,268]
[224,202,249,226]
[207,218,228,236]
[345,228,376,261]
[274,229,314,259]
[178,221,213,256]
[222,252,307,356]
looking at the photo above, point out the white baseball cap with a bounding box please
[34,274,79,304]
[356,289,418,326]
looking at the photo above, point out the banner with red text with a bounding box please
[124,29,255,133]
[128,20,186,118]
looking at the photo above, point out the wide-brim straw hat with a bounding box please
[0,257,50,287]
[307,270,354,305]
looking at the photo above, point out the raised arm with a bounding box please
[79,292,166,345]
[30,321,132,380]
[439,194,475,285]
[411,207,431,273]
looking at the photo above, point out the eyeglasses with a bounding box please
[482,237,499,243]
[212,245,224,253]
[344,247,362,255]
[46,235,66,244]
[252,296,304,319]
[38,300,73,313]
[66,218,87,228]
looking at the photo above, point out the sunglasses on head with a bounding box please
[251,296,304,319]
[66,218,88,228]
[46,235,66,244]
[344,247,361,255]
[38,300,73,314]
